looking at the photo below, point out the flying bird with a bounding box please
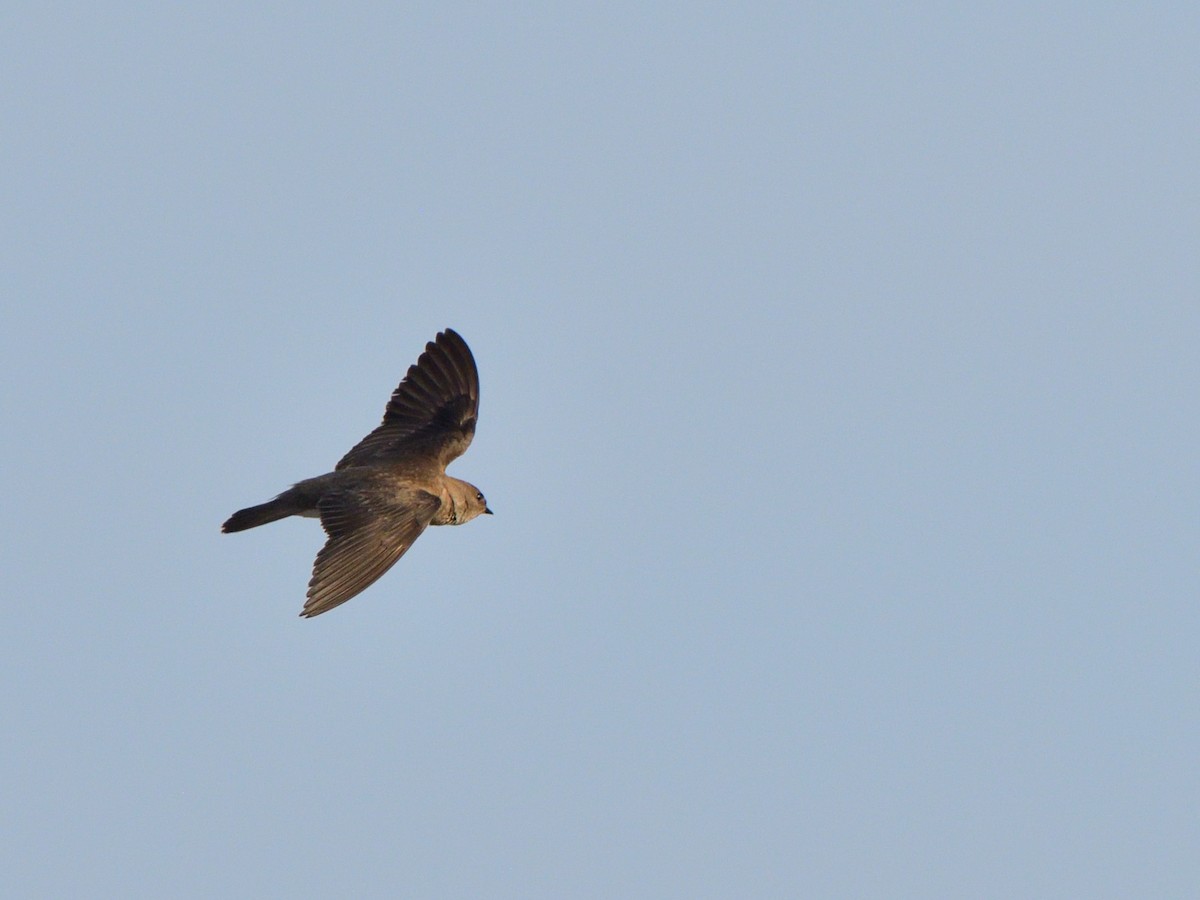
[222,328,491,617]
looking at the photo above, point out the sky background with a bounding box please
[3,3,1197,897]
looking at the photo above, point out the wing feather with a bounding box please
[336,329,479,471]
[301,488,440,617]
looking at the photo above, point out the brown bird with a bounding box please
[222,328,491,617]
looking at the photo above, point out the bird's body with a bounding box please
[222,329,490,617]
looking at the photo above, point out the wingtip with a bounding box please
[426,328,467,362]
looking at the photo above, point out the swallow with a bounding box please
[223,328,491,617]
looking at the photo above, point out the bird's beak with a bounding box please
[484,507,493,515]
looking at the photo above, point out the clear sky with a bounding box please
[4,4,1197,897]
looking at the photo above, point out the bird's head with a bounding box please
[446,477,492,524]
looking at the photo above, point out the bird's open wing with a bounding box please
[301,487,440,617]
[337,329,479,471]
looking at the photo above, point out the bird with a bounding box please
[222,328,491,617]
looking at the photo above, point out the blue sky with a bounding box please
[4,4,1197,897]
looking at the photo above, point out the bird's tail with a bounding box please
[222,494,305,533]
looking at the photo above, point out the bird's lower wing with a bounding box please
[301,488,440,618]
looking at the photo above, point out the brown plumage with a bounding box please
[222,329,492,617]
